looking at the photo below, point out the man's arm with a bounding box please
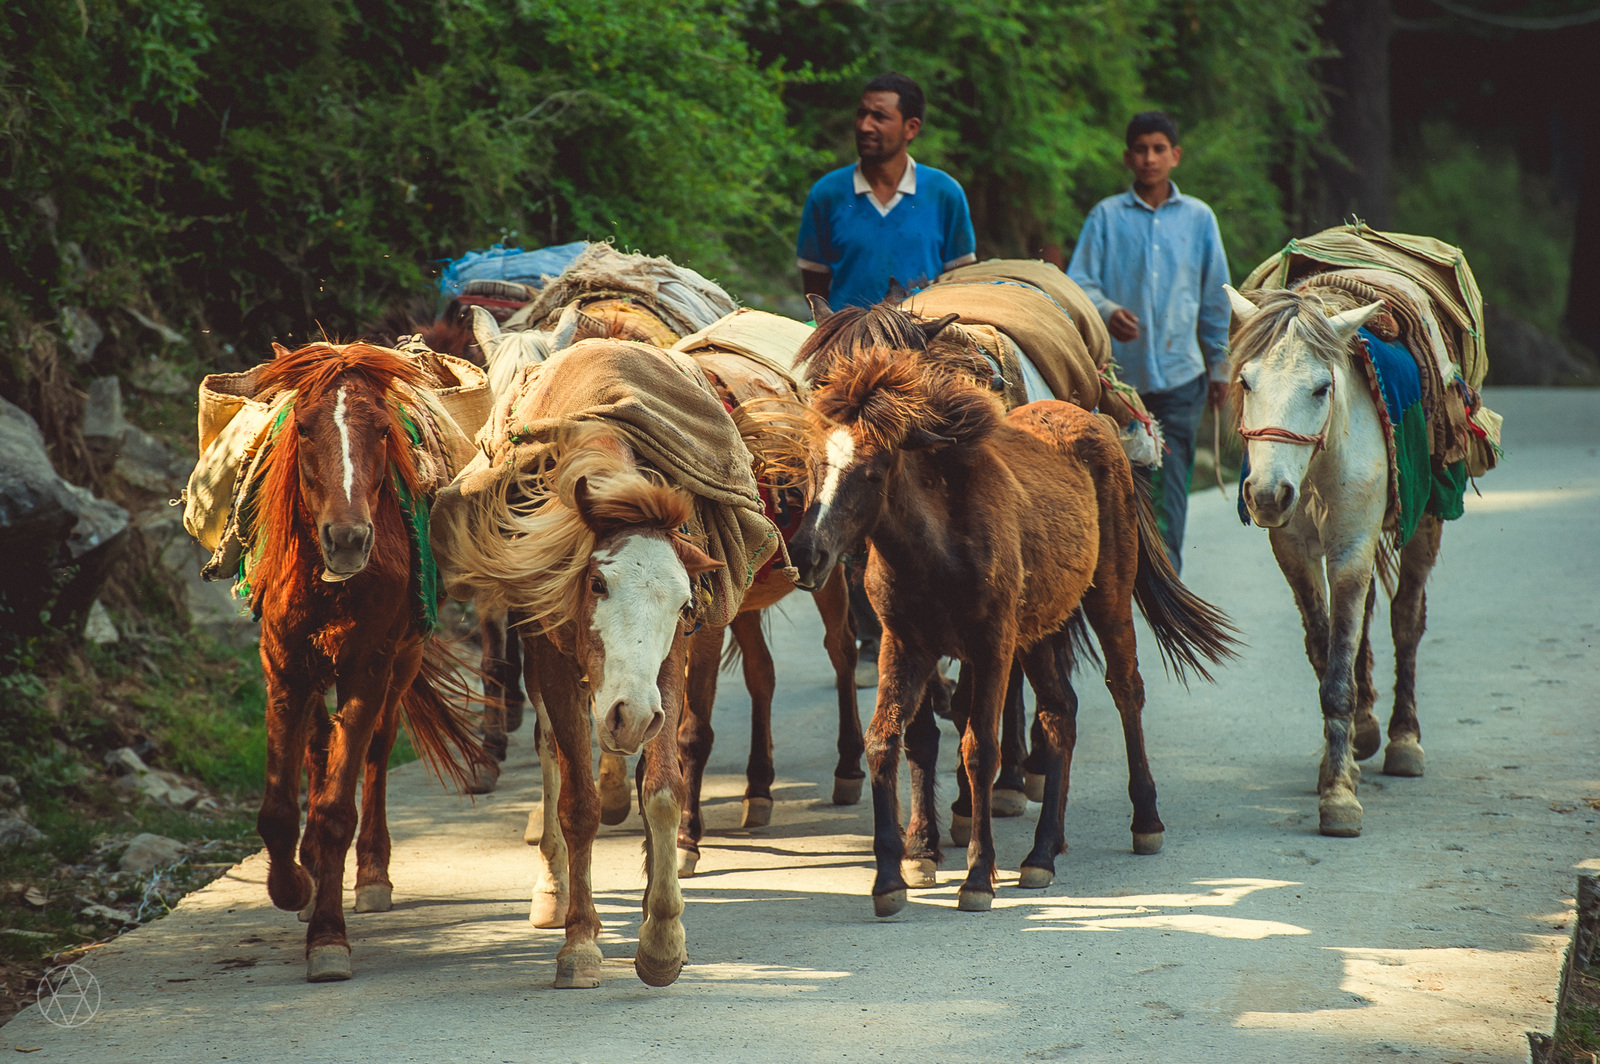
[941,180,978,271]
[1196,209,1232,407]
[1067,206,1138,341]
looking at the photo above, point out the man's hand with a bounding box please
[1208,380,1229,410]
[1108,308,1141,342]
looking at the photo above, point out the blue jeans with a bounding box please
[1134,373,1207,575]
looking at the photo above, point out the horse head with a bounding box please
[1225,286,1383,527]
[789,349,997,590]
[260,342,429,583]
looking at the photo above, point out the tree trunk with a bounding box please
[1310,0,1393,230]
[1563,27,1600,352]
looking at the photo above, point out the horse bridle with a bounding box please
[1235,375,1335,454]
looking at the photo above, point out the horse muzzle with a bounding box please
[1242,476,1299,528]
[319,520,374,579]
[595,690,666,757]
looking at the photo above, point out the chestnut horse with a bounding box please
[247,342,489,981]
[787,334,1238,916]
[435,422,722,988]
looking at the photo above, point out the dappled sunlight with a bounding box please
[1037,912,1311,939]
[1464,485,1600,513]
[681,962,853,983]
[1236,941,1564,1056]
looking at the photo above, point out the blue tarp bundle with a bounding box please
[437,242,589,299]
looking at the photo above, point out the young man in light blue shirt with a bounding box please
[796,73,976,684]
[1068,111,1231,574]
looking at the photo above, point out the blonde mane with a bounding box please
[436,423,692,630]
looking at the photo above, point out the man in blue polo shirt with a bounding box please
[1068,111,1231,575]
[797,73,976,309]
[796,73,976,685]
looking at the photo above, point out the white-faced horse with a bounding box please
[1225,285,1443,838]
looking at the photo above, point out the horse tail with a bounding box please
[1064,607,1102,675]
[1130,476,1242,685]
[401,635,498,793]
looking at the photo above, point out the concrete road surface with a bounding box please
[7,388,1597,1063]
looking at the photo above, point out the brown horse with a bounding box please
[787,330,1238,916]
[436,422,723,988]
[247,342,489,981]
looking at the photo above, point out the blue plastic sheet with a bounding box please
[437,241,588,299]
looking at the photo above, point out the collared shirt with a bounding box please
[797,156,977,310]
[1066,182,1231,394]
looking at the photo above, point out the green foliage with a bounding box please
[1393,123,1574,332]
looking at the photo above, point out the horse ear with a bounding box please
[1325,300,1386,342]
[551,301,598,350]
[1224,285,1258,325]
[885,278,910,303]
[572,476,606,533]
[470,306,501,355]
[272,342,293,360]
[919,312,961,342]
[672,538,726,577]
[806,294,834,324]
[903,427,957,450]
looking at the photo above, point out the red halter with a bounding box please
[1236,376,1335,454]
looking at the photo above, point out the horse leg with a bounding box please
[526,653,569,928]
[1385,515,1442,777]
[733,610,777,829]
[1269,523,1331,681]
[993,661,1029,817]
[302,661,393,982]
[479,612,509,763]
[597,751,631,826]
[294,704,333,923]
[1316,542,1380,837]
[1082,582,1164,856]
[1018,632,1079,887]
[947,665,975,847]
[1023,703,1049,803]
[503,609,526,733]
[531,636,603,988]
[814,568,865,804]
[1352,582,1382,761]
[353,644,418,915]
[259,669,318,916]
[635,629,690,987]
[956,645,1013,912]
[900,680,944,888]
[676,623,724,875]
[867,634,938,917]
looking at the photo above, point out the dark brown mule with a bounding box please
[248,342,488,981]
[787,339,1237,915]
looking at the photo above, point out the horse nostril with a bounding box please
[605,701,627,737]
[642,709,666,743]
[1275,484,1295,512]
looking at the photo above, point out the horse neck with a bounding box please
[868,447,966,575]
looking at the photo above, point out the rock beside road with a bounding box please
[104,747,212,811]
[118,833,187,874]
[0,814,45,849]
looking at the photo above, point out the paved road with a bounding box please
[7,388,1597,1063]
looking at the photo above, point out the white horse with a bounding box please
[1225,284,1442,839]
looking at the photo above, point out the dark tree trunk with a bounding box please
[1564,27,1600,352]
[1309,0,1393,230]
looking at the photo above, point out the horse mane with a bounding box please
[1225,288,1352,416]
[799,302,994,390]
[811,348,1002,452]
[359,297,479,365]
[434,422,695,629]
[248,343,432,612]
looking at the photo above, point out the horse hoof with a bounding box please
[873,889,907,918]
[530,892,569,928]
[1353,715,1382,761]
[268,863,314,913]
[483,733,508,763]
[832,776,864,806]
[505,700,525,733]
[1024,772,1046,803]
[634,951,684,988]
[297,882,317,923]
[900,858,938,888]
[1318,789,1363,838]
[554,948,603,989]
[524,806,542,846]
[1018,866,1055,889]
[353,884,392,913]
[465,761,499,796]
[1132,831,1165,855]
[956,888,994,912]
[677,848,699,877]
[740,797,772,829]
[992,788,1028,818]
[1383,738,1425,778]
[950,814,972,848]
[306,945,352,982]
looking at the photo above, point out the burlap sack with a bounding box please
[937,259,1112,370]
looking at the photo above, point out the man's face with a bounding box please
[855,91,920,164]
[1123,132,1182,189]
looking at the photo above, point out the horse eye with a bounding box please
[1313,383,1331,398]
[1239,380,1252,394]
[590,575,607,595]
